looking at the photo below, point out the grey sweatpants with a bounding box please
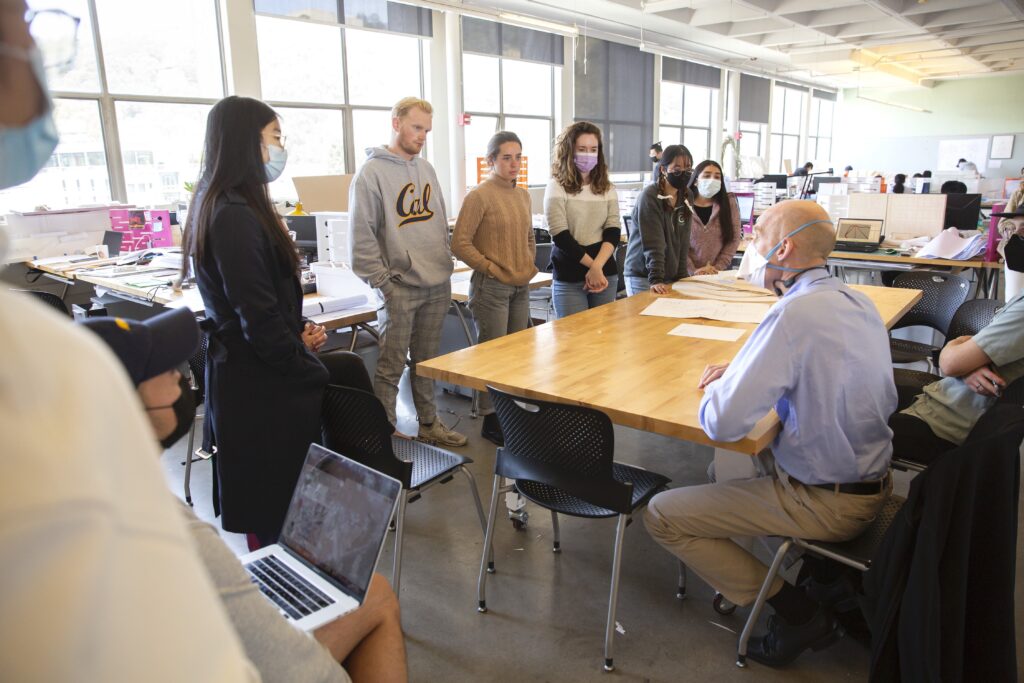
[467,271,530,414]
[374,281,451,426]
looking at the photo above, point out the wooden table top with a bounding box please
[418,284,922,454]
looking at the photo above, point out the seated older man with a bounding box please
[644,200,896,667]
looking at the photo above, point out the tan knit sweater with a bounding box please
[452,175,538,286]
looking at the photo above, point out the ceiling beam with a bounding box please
[997,0,1024,21]
[901,0,1000,16]
[908,5,1009,30]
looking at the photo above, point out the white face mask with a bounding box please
[736,245,768,288]
[264,143,288,182]
[697,177,721,199]
[738,219,834,293]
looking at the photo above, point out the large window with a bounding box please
[256,9,432,189]
[808,93,835,165]
[659,58,720,165]
[0,0,225,214]
[769,84,806,174]
[461,17,562,189]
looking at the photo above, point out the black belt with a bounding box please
[808,474,890,496]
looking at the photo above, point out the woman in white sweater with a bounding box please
[543,121,621,319]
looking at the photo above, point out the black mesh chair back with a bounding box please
[12,289,70,316]
[622,214,634,238]
[534,242,553,273]
[945,298,1000,341]
[321,385,413,487]
[891,271,970,334]
[187,331,209,401]
[488,386,633,514]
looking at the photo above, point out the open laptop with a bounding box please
[735,193,755,233]
[240,444,401,631]
[834,218,884,253]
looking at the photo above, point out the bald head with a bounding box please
[756,200,835,261]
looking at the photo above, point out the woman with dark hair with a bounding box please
[543,121,621,318]
[687,159,741,276]
[452,131,537,444]
[892,173,907,194]
[182,96,357,549]
[623,144,693,295]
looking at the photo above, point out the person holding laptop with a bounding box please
[82,308,409,683]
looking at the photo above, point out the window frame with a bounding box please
[769,85,805,174]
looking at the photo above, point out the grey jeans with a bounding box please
[468,271,530,413]
[374,281,451,426]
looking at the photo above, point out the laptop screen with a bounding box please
[279,445,401,602]
[836,218,883,244]
[736,194,754,226]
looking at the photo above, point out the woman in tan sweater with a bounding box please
[452,131,537,444]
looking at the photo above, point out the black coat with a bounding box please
[197,192,328,535]
[862,404,1024,682]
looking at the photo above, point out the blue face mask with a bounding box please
[746,218,833,293]
[264,143,287,183]
[0,48,60,190]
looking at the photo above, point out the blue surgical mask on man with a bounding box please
[743,219,833,293]
[0,47,60,190]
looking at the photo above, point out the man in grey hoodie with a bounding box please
[348,96,467,447]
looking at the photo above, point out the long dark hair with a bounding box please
[181,96,298,279]
[657,144,693,218]
[551,121,612,195]
[688,159,734,246]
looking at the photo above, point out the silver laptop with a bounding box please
[240,444,401,631]
[834,217,885,253]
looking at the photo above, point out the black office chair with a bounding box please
[182,331,211,506]
[615,243,627,298]
[477,387,671,672]
[889,271,969,370]
[12,289,70,317]
[944,297,1000,341]
[529,242,554,321]
[322,385,488,596]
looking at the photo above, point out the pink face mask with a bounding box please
[574,153,598,174]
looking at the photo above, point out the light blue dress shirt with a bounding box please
[699,270,896,484]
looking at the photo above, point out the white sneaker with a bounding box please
[417,419,468,447]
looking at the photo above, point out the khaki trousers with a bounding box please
[643,468,891,606]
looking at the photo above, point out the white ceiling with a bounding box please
[456,0,1024,89]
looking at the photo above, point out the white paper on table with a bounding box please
[916,227,986,260]
[667,322,747,342]
[672,279,777,303]
[640,297,772,324]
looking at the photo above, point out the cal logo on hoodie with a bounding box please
[396,182,434,227]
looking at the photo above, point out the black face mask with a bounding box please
[665,169,691,190]
[158,375,197,450]
[1006,234,1024,273]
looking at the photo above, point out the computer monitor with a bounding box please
[811,176,841,194]
[943,193,982,230]
[757,174,788,189]
[735,194,754,231]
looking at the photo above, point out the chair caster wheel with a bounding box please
[508,508,528,530]
[487,562,495,574]
[603,659,614,672]
[736,655,746,668]
[713,592,736,615]
[477,601,487,613]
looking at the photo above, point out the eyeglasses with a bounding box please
[27,8,81,71]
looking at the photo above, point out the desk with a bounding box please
[418,285,921,454]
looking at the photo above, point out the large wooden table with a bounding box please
[418,284,922,454]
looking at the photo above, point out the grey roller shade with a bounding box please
[739,73,770,124]
[573,37,654,173]
[462,16,564,65]
[662,57,720,89]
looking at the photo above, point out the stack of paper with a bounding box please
[916,228,987,260]
[301,294,368,318]
[672,276,776,303]
[640,298,772,324]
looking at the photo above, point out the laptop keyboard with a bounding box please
[245,555,335,620]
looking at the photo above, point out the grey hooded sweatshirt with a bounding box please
[348,146,453,295]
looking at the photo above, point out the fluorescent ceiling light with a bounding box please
[497,12,578,36]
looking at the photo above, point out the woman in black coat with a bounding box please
[183,96,336,548]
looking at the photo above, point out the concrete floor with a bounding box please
[156,353,1024,682]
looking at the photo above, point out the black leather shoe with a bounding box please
[481,413,504,446]
[746,608,842,668]
[804,574,859,612]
